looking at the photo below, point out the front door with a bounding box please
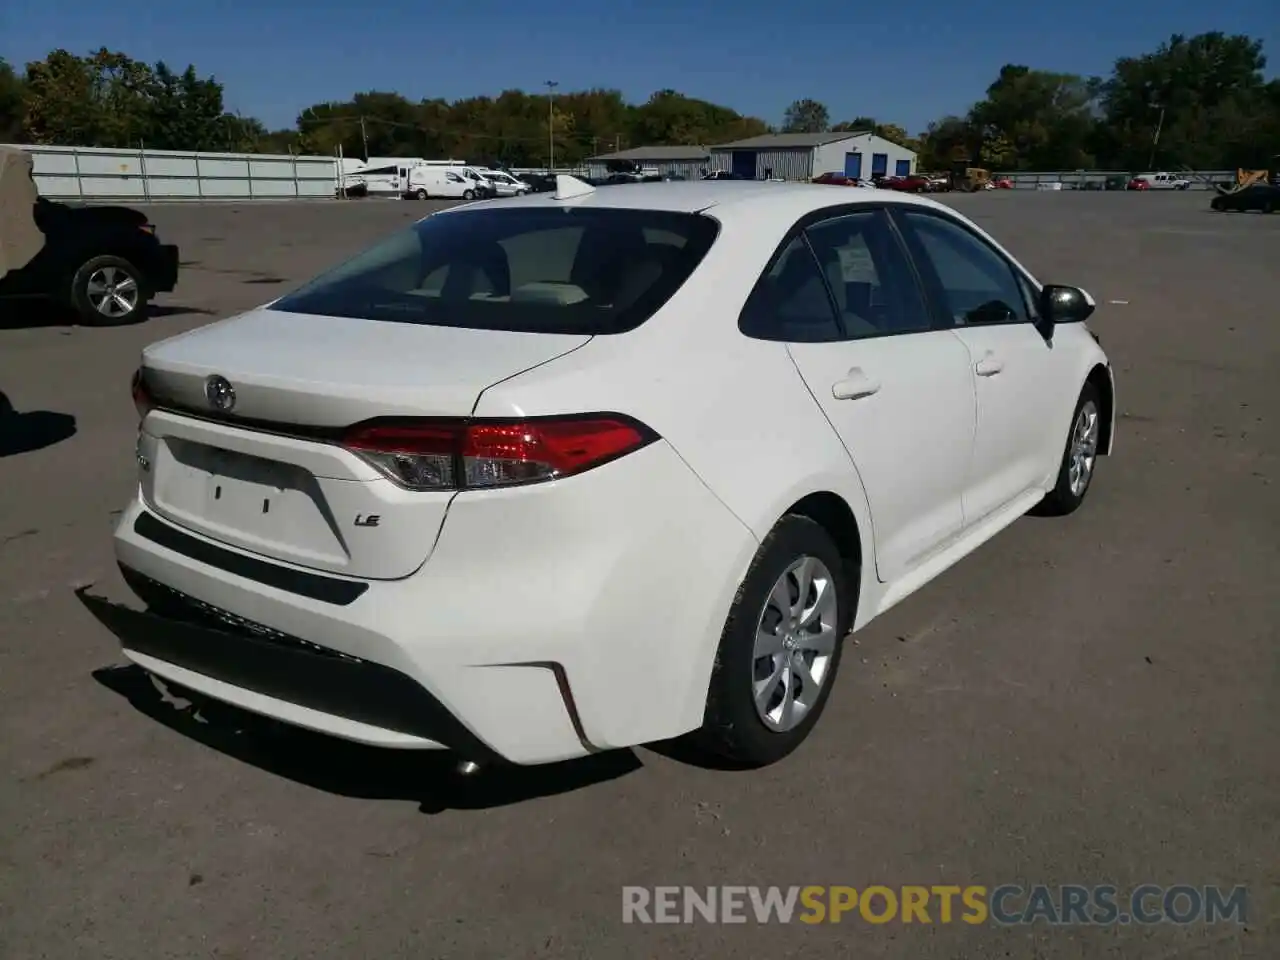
[746,208,975,582]
[893,208,1073,524]
[844,152,863,178]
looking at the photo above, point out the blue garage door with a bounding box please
[843,152,863,178]
[871,153,888,177]
[895,159,911,177]
[731,151,756,179]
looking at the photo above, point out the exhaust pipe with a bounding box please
[455,759,482,777]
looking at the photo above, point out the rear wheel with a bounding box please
[1037,383,1102,516]
[696,515,853,766]
[69,255,149,326]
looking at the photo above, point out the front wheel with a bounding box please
[1037,383,1102,516]
[462,189,475,200]
[414,188,428,200]
[696,515,853,766]
[69,255,149,326]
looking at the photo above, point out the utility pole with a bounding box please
[359,115,370,162]
[1147,105,1164,171]
[546,80,559,173]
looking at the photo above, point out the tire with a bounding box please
[69,255,149,326]
[696,515,854,766]
[1262,201,1275,214]
[414,188,428,200]
[1037,382,1103,517]
[463,189,475,200]
[1210,198,1225,212]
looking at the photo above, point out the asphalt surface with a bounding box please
[1,191,1277,959]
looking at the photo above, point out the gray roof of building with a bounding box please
[587,145,709,162]
[711,131,871,150]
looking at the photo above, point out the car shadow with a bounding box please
[0,395,76,456]
[80,591,643,812]
[0,301,213,329]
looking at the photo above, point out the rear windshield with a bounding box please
[269,207,719,334]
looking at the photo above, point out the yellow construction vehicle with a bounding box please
[1216,156,1280,194]
[949,162,992,192]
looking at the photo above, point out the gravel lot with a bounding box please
[1,191,1277,959]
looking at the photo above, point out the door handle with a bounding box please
[832,368,881,400]
[974,353,1003,377]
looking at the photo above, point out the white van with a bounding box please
[403,166,479,200]
[454,166,498,198]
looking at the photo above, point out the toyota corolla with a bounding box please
[112,177,1114,768]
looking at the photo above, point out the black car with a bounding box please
[1210,184,1279,213]
[519,174,558,193]
[1,198,180,325]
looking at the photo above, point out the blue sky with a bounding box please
[3,0,1276,134]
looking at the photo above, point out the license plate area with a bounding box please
[151,438,350,567]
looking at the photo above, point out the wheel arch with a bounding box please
[776,488,877,629]
[1086,362,1115,455]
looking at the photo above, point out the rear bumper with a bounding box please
[109,440,758,765]
[141,243,179,293]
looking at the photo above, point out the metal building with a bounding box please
[584,145,711,181]
[709,131,917,182]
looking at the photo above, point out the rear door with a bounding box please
[744,207,976,582]
[892,208,1075,524]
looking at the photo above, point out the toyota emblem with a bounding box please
[204,375,236,413]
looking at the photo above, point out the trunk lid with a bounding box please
[137,307,591,579]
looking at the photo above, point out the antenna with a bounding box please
[553,175,596,201]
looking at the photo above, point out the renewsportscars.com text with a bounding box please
[621,885,1248,926]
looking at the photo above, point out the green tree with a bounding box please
[0,59,24,141]
[782,99,830,133]
[915,115,975,170]
[1100,32,1274,169]
[146,62,226,151]
[968,65,1099,170]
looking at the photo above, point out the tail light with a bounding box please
[341,415,657,491]
[131,367,155,420]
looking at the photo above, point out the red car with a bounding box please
[1127,178,1150,191]
[879,175,933,193]
[812,172,860,186]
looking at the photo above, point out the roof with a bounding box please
[711,131,870,150]
[587,145,709,162]
[436,178,950,218]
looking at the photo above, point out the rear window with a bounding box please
[269,207,719,334]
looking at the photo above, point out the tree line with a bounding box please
[2,32,1278,172]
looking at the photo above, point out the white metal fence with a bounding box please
[3,144,341,201]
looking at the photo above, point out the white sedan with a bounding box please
[113,177,1114,768]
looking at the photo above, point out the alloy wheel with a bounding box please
[752,556,839,732]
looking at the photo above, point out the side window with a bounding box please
[896,211,1028,327]
[804,209,932,339]
[739,236,840,342]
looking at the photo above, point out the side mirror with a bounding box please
[1037,285,1095,332]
